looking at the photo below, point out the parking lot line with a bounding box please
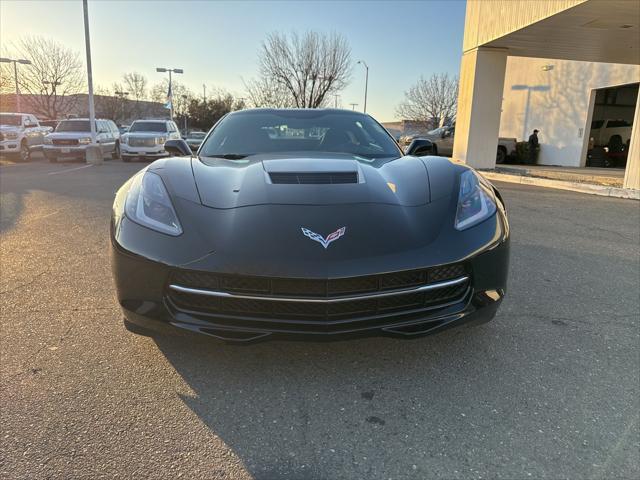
[47,164,94,175]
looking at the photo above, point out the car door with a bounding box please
[99,121,114,153]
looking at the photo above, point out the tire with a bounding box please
[111,141,121,160]
[496,146,507,164]
[18,141,30,162]
[588,146,607,167]
[122,155,131,163]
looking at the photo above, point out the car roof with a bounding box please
[59,118,112,121]
[228,108,370,117]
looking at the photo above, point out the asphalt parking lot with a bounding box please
[1,157,638,480]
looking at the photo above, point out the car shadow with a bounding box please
[152,323,501,479]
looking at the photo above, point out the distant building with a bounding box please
[0,93,168,124]
[453,0,639,191]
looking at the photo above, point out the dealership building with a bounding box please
[453,0,640,191]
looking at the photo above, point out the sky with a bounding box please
[0,0,466,121]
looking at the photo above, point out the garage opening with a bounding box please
[587,82,638,169]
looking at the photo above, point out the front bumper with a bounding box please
[111,237,509,342]
[0,140,21,153]
[43,145,88,159]
[121,145,168,160]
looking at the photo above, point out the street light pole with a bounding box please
[357,60,369,113]
[349,103,358,111]
[156,67,183,122]
[82,0,97,145]
[0,57,32,113]
[114,90,129,124]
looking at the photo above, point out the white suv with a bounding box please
[120,119,181,162]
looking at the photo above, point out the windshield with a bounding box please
[0,114,22,126]
[56,120,92,132]
[200,110,401,160]
[187,132,206,139]
[129,121,167,133]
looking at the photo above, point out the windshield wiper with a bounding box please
[206,154,250,159]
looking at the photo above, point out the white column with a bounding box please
[453,47,508,169]
[623,94,640,190]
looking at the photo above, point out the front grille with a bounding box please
[52,139,79,146]
[269,172,358,184]
[171,264,466,299]
[129,137,157,147]
[166,264,470,329]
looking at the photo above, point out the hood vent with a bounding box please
[269,171,358,185]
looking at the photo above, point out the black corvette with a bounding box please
[111,109,509,342]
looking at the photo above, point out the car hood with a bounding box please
[0,125,21,133]
[190,153,431,208]
[47,132,92,139]
[126,132,165,137]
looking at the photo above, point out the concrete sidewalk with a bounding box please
[479,164,638,200]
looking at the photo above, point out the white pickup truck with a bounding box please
[589,119,632,150]
[0,112,50,161]
[400,126,517,163]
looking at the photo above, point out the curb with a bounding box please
[480,171,640,200]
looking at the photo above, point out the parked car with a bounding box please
[39,119,62,131]
[0,112,50,161]
[400,126,517,164]
[120,119,181,162]
[184,131,207,152]
[111,108,509,342]
[43,118,120,163]
[590,118,632,150]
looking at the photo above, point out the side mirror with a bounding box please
[405,138,435,157]
[165,139,192,157]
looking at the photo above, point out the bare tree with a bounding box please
[123,72,147,116]
[94,83,130,123]
[12,36,84,119]
[257,31,352,108]
[243,76,296,108]
[151,79,193,119]
[396,73,458,126]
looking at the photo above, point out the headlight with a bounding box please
[454,170,497,231]
[4,132,19,140]
[121,135,128,145]
[44,136,53,145]
[124,171,182,236]
[78,137,91,145]
[156,136,167,145]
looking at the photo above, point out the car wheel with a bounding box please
[496,146,507,164]
[112,141,121,160]
[122,156,131,163]
[19,141,30,162]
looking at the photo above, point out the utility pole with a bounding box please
[357,60,369,113]
[82,0,97,145]
[0,58,32,112]
[114,90,129,124]
[333,94,340,108]
[203,84,206,103]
